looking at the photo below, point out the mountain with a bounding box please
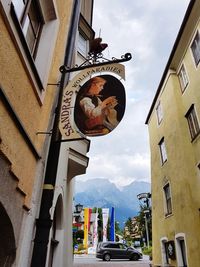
[74,178,151,228]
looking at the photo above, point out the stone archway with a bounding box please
[0,202,16,266]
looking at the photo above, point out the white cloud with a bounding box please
[78,151,150,186]
[76,0,190,187]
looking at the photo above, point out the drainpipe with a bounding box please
[31,1,81,266]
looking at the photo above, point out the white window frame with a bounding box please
[178,64,189,93]
[175,233,188,267]
[191,30,200,67]
[156,101,163,125]
[159,138,167,165]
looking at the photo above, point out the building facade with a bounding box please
[146,0,200,266]
[0,0,94,266]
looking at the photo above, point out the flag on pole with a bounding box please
[102,208,109,242]
[110,207,115,241]
[88,208,92,232]
[93,210,98,248]
[83,208,89,249]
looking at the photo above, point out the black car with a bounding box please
[96,241,143,261]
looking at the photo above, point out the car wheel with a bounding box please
[103,253,111,261]
[131,253,139,261]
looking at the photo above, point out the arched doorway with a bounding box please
[0,202,16,266]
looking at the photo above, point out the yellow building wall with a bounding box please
[149,54,200,265]
[0,0,73,208]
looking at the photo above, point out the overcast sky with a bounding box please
[76,0,190,188]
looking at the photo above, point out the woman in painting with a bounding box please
[75,76,119,136]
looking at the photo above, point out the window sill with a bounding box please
[191,131,200,142]
[180,82,189,94]
[161,159,168,166]
[194,59,200,68]
[165,212,173,218]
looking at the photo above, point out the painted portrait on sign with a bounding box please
[74,75,126,137]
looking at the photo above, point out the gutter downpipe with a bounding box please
[31,1,81,266]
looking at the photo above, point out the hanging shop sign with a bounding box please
[59,63,126,139]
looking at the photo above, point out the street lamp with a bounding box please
[137,192,151,248]
[75,203,83,213]
[143,209,150,248]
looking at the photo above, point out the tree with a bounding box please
[115,221,121,234]
[125,217,133,233]
[76,230,84,241]
[123,217,134,245]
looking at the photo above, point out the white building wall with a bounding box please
[45,140,89,267]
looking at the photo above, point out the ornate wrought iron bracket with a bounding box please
[59,52,132,74]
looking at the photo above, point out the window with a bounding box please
[12,0,44,58]
[185,105,200,140]
[178,64,188,93]
[175,234,188,267]
[180,240,187,267]
[163,183,172,216]
[164,242,170,264]
[77,14,94,61]
[78,32,88,56]
[9,0,58,91]
[159,138,167,164]
[119,243,127,249]
[104,243,119,249]
[191,31,200,66]
[161,238,169,266]
[156,101,163,125]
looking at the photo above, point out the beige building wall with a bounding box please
[146,0,200,266]
[0,0,90,266]
[0,0,73,208]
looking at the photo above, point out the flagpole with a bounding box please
[110,207,115,241]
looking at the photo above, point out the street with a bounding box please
[73,254,151,267]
